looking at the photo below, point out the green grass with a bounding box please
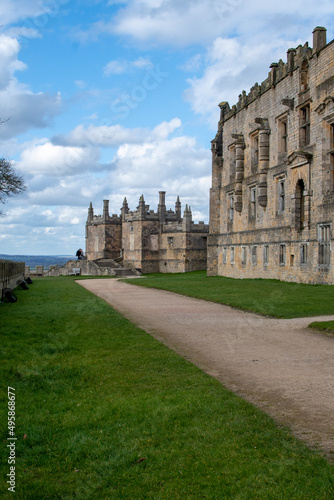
[0,277,333,499]
[124,271,334,318]
[308,321,334,335]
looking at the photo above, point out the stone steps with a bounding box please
[94,259,121,268]
[112,268,139,277]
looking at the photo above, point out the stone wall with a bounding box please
[0,259,25,295]
[121,193,209,273]
[209,27,334,284]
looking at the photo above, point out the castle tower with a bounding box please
[85,200,122,261]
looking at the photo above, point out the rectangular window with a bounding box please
[279,244,286,266]
[300,104,310,147]
[230,247,235,264]
[250,186,256,218]
[222,247,227,264]
[167,237,174,247]
[318,224,331,266]
[229,146,236,181]
[278,180,285,212]
[300,244,307,265]
[263,245,269,266]
[251,246,257,266]
[229,193,234,221]
[251,133,259,172]
[241,246,247,265]
[279,117,288,153]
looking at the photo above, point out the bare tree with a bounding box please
[0,158,27,215]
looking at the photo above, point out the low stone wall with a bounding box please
[25,265,45,276]
[0,259,25,295]
[46,259,113,276]
[45,259,141,277]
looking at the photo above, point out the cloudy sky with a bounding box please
[0,0,333,255]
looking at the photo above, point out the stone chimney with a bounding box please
[103,200,109,220]
[87,202,94,222]
[287,48,296,73]
[158,191,166,223]
[313,26,327,53]
[175,196,181,221]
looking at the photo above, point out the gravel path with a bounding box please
[78,278,334,460]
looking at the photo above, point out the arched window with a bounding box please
[295,179,305,230]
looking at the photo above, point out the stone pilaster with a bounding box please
[258,130,270,207]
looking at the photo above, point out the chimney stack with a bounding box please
[313,26,327,53]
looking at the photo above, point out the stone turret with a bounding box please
[175,196,181,221]
[138,195,146,220]
[87,202,94,222]
[121,197,129,220]
[182,204,192,231]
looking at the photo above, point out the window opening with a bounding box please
[300,105,310,147]
[279,244,286,266]
[318,224,331,266]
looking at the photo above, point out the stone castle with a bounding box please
[86,27,333,283]
[208,26,334,284]
[86,192,208,274]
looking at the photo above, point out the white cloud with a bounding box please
[151,118,182,140]
[0,33,62,139]
[110,134,210,191]
[109,0,243,46]
[18,141,101,176]
[103,56,153,76]
[72,0,334,47]
[0,0,48,25]
[53,118,182,148]
[53,123,148,148]
[0,34,26,91]
[184,31,319,128]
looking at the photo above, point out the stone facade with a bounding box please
[86,192,209,273]
[208,27,334,284]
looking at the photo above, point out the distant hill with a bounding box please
[0,254,74,269]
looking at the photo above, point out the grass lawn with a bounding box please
[0,276,333,499]
[308,321,334,335]
[124,271,334,319]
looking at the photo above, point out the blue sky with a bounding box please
[0,0,333,256]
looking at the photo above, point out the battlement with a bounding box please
[86,191,208,272]
[215,27,328,126]
[86,200,121,226]
[88,214,122,225]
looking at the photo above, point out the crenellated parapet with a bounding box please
[219,27,327,123]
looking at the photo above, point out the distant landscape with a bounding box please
[0,254,74,269]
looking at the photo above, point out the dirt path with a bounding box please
[78,278,334,461]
